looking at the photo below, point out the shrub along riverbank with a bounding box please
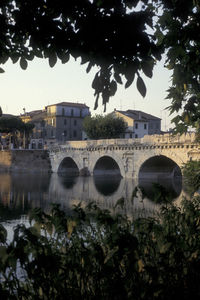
[0,196,200,299]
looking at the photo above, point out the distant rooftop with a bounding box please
[47,102,89,108]
[20,110,43,117]
[116,109,161,121]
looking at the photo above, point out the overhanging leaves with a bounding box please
[0,0,199,132]
[136,75,146,98]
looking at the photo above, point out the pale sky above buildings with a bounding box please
[0,56,173,130]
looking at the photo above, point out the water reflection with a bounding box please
[138,177,182,202]
[58,175,78,189]
[0,172,184,225]
[94,175,121,196]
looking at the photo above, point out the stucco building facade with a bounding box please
[20,102,90,145]
[112,109,161,138]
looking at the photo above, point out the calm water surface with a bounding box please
[0,172,184,230]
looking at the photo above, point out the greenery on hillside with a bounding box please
[0,1,199,131]
[0,198,200,299]
[83,114,127,139]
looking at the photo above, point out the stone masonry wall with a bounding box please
[0,150,51,173]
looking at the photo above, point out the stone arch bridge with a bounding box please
[48,133,200,179]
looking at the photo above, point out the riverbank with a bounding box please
[0,150,51,173]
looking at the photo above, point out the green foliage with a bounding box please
[150,182,173,204]
[23,121,35,133]
[0,0,161,112]
[0,116,34,134]
[83,114,127,139]
[0,1,199,128]
[182,160,200,195]
[157,0,200,131]
[1,199,200,298]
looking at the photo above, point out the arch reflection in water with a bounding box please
[0,170,184,225]
[138,177,182,202]
[93,175,121,196]
[58,174,78,189]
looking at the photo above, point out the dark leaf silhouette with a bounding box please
[136,76,146,98]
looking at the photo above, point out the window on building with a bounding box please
[156,123,159,129]
[135,123,138,129]
[80,109,82,117]
[64,130,67,136]
[144,124,147,130]
[51,129,54,137]
[130,133,132,138]
[74,119,77,126]
[62,108,65,116]
[64,119,67,125]
[71,109,74,116]
[73,130,77,137]
[135,134,138,138]
[52,118,55,126]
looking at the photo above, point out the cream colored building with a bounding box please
[112,109,161,138]
[20,102,90,145]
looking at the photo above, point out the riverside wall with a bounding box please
[0,150,51,173]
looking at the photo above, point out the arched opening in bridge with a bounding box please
[138,155,182,200]
[58,157,79,176]
[93,156,122,177]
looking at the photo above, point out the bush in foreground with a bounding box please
[1,198,200,299]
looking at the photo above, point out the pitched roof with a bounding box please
[47,102,89,108]
[116,110,161,121]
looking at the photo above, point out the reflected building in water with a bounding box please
[0,170,184,224]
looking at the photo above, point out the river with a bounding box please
[0,171,184,238]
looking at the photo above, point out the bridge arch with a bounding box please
[58,157,80,176]
[138,155,182,179]
[93,155,122,177]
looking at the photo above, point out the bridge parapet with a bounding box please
[141,132,196,144]
[48,133,198,153]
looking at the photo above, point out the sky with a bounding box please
[0,56,173,131]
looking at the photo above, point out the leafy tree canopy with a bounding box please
[0,1,199,131]
[0,116,34,133]
[83,114,127,139]
[182,160,200,196]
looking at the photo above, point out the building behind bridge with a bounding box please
[20,102,90,147]
[113,109,161,138]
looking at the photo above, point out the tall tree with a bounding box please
[0,1,199,131]
[83,114,127,139]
